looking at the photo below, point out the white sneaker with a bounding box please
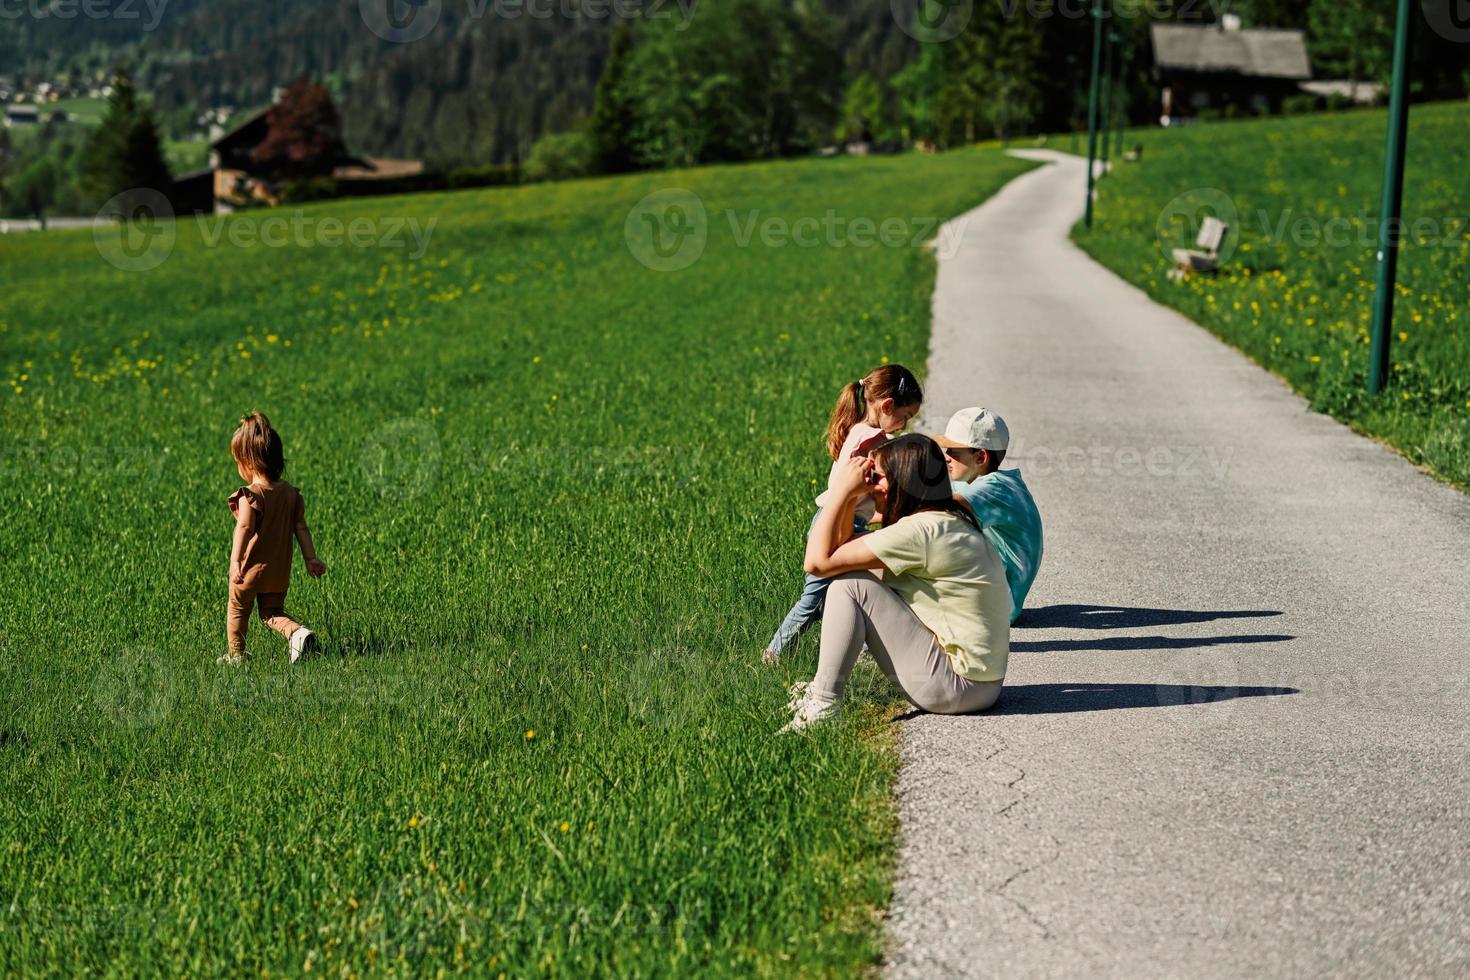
[289,627,318,664]
[217,651,246,667]
[778,695,839,734]
[785,680,810,712]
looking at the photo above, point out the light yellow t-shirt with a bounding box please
[863,509,1011,682]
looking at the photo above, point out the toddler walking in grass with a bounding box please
[219,412,326,666]
[762,364,922,664]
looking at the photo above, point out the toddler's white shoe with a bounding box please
[778,694,839,734]
[289,627,318,664]
[217,651,246,667]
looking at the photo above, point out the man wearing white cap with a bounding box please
[932,407,1043,623]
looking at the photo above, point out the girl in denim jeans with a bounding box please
[762,365,922,664]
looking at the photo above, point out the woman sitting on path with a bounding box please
[781,434,1011,733]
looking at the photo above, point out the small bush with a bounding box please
[524,130,595,182]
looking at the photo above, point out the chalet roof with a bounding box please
[208,106,270,153]
[1151,23,1311,80]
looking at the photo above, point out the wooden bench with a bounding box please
[1168,216,1228,281]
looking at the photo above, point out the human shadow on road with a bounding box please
[1017,604,1283,630]
[882,682,1297,719]
[1010,633,1295,653]
[990,682,1298,715]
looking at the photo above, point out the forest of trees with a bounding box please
[3,0,1468,215]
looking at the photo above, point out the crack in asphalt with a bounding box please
[987,734,1060,940]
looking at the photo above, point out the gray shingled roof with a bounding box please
[1151,24,1312,80]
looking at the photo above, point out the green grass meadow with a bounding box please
[1075,101,1470,489]
[0,149,1033,974]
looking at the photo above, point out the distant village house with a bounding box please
[1151,16,1316,125]
[172,105,424,214]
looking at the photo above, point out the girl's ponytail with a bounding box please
[825,380,867,460]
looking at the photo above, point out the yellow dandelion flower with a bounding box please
[408,816,420,829]
[1309,355,1321,363]
[525,729,535,740]
[559,822,571,834]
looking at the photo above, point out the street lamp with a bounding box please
[1367,0,1416,395]
[1084,0,1105,228]
[1100,29,1115,166]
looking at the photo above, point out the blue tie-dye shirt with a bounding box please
[953,469,1043,623]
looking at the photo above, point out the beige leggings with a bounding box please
[227,584,301,654]
[811,572,1003,714]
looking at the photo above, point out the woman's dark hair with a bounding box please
[870,434,980,533]
[231,411,286,480]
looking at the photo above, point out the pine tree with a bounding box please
[81,68,173,218]
[590,21,637,175]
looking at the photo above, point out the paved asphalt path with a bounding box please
[884,149,1470,977]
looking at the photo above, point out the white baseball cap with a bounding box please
[933,407,1010,452]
